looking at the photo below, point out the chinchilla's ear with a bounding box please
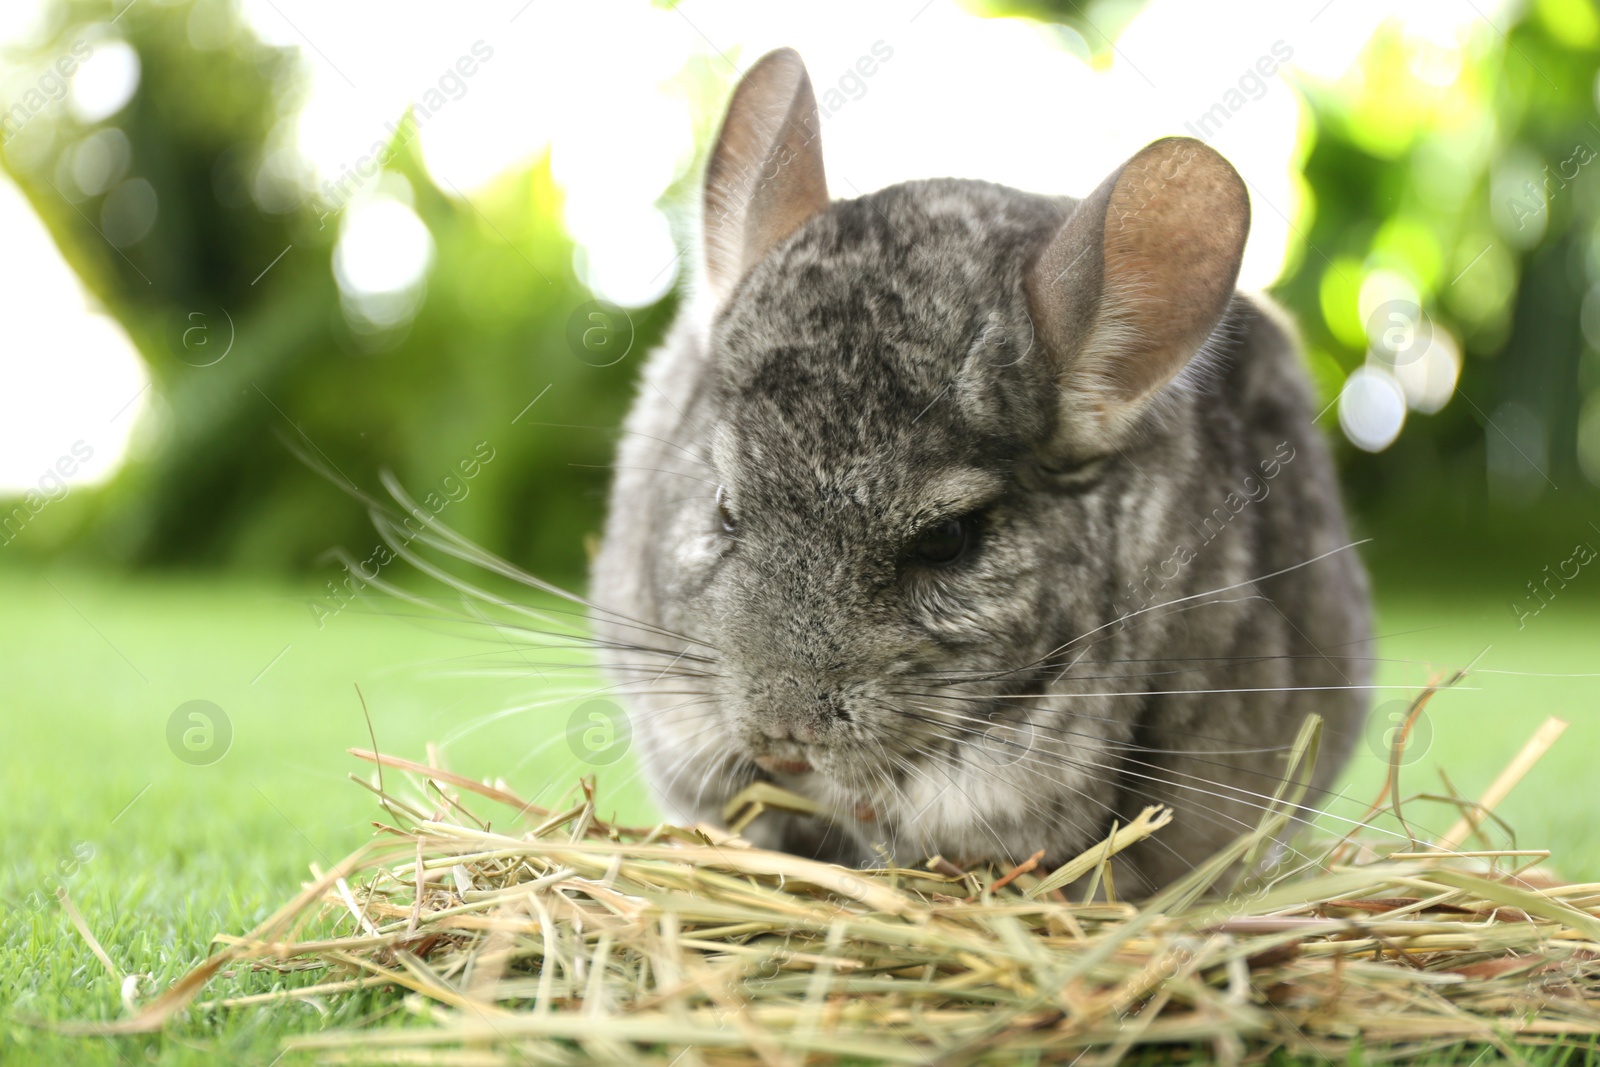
[1025,137,1248,458]
[703,48,829,301]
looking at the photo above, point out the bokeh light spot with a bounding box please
[1339,366,1407,452]
[68,37,140,123]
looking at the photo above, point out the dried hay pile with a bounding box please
[96,713,1600,1065]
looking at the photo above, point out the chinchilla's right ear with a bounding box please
[702,48,830,302]
[1025,137,1249,460]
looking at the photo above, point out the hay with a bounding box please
[92,713,1600,1065]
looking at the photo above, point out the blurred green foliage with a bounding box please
[1273,0,1600,560]
[4,0,1599,589]
[2,0,675,586]
[980,0,1149,62]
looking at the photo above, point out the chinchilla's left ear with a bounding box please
[1025,137,1249,458]
[702,48,830,302]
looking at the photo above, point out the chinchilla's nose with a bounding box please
[752,694,844,742]
[757,714,820,743]
[747,680,851,743]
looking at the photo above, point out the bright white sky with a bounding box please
[0,0,1512,491]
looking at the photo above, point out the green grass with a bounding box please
[1,563,1597,1065]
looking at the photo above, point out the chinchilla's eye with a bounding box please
[911,515,973,565]
[715,485,738,534]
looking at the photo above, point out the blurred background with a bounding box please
[3,2,1600,1047]
[4,0,1600,584]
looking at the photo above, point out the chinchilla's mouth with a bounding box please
[753,754,813,775]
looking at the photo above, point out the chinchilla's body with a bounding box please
[591,50,1370,893]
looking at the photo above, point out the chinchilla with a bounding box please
[590,48,1371,893]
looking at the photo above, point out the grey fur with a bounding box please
[590,59,1371,894]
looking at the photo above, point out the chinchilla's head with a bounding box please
[659,49,1250,847]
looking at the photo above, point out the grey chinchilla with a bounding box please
[590,48,1371,893]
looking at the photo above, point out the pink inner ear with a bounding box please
[702,49,830,299]
[741,84,828,275]
[1098,140,1250,402]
